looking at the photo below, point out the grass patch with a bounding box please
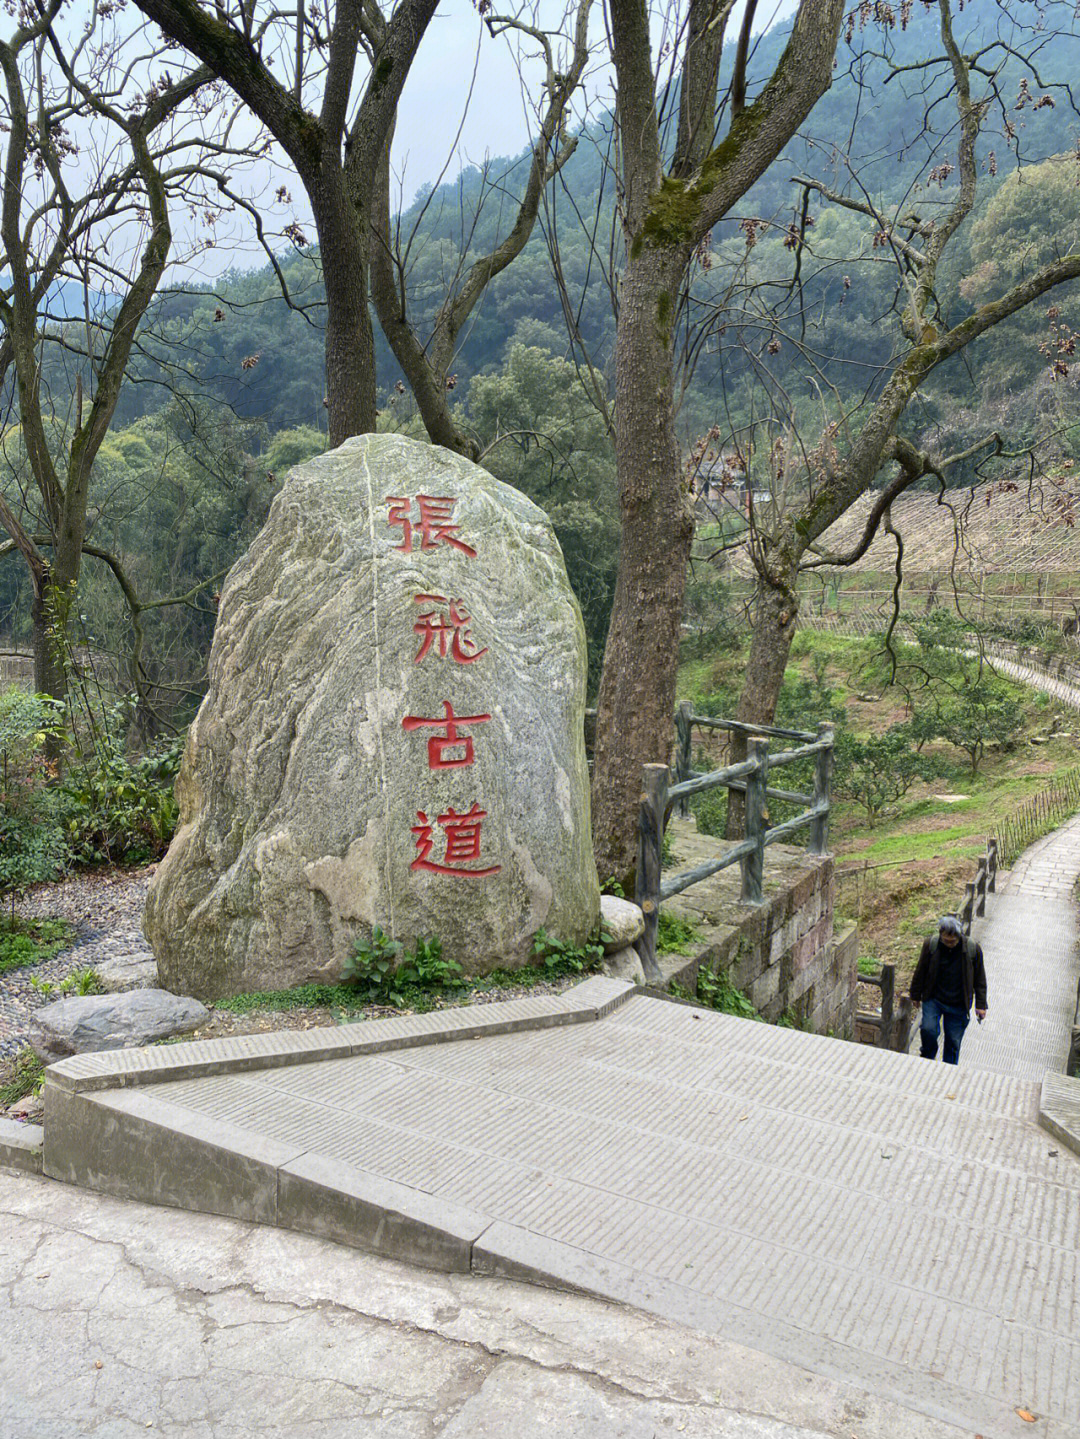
[656,911,701,955]
[0,917,76,975]
[215,946,605,1017]
[679,622,1080,989]
[0,1047,45,1107]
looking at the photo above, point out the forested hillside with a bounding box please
[2,0,1078,724]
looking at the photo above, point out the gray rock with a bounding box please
[94,954,159,992]
[600,894,645,951]
[145,434,598,1000]
[602,945,646,986]
[29,991,209,1063]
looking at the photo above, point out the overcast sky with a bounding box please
[387,0,800,209]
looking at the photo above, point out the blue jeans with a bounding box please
[919,998,970,1065]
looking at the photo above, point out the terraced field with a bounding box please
[720,486,1080,598]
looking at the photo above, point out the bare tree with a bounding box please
[725,2,1080,760]
[370,2,596,458]
[587,0,845,883]
[129,0,441,446]
[0,0,241,701]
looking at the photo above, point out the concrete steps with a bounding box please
[23,979,1080,1439]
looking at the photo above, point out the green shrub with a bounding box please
[677,963,760,1019]
[833,725,936,820]
[531,926,605,975]
[62,731,181,865]
[342,925,408,1004]
[0,688,70,911]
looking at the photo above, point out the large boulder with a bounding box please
[145,434,598,1000]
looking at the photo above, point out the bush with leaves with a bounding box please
[833,725,936,821]
[0,687,69,915]
[342,928,464,1006]
[913,682,1024,774]
[62,724,181,866]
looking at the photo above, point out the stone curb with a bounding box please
[1038,1071,1080,1160]
[39,978,637,1276]
[0,1117,44,1174]
[44,976,636,1095]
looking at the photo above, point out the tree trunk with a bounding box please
[30,571,64,703]
[726,557,800,837]
[311,175,377,446]
[590,252,692,887]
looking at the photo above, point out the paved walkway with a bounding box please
[958,813,1080,1081]
[36,981,1080,1439]
[0,1167,969,1439]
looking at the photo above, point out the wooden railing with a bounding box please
[856,962,913,1051]
[634,714,834,980]
[959,837,998,937]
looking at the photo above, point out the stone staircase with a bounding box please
[5,973,1076,1439]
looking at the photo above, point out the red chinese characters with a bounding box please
[411,804,501,877]
[388,493,499,878]
[402,701,490,770]
[412,594,488,665]
[385,495,478,558]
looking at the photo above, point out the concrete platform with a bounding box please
[0,1166,975,1439]
[40,977,1080,1439]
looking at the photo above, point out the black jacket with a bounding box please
[910,935,987,1013]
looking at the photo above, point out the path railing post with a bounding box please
[740,736,768,905]
[963,882,976,937]
[809,722,833,856]
[879,963,895,1049]
[634,763,668,982]
[674,701,694,818]
[987,837,998,893]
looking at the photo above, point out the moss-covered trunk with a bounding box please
[590,250,693,887]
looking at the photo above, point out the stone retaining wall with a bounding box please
[662,841,858,1038]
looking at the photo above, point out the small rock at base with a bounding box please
[602,945,646,986]
[94,954,160,992]
[600,894,646,951]
[29,990,209,1064]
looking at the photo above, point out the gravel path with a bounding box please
[1,868,156,1062]
[1,867,580,1074]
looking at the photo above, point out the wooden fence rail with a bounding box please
[958,838,998,937]
[634,714,834,980]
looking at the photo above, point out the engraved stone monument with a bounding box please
[144,434,598,999]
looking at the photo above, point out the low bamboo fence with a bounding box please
[996,766,1080,866]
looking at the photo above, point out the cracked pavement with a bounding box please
[0,1169,970,1438]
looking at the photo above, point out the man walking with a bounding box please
[910,916,988,1065]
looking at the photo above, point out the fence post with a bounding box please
[740,736,768,905]
[880,963,895,1049]
[963,882,976,937]
[975,859,988,917]
[987,837,998,893]
[634,764,668,983]
[674,701,694,818]
[809,722,833,856]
